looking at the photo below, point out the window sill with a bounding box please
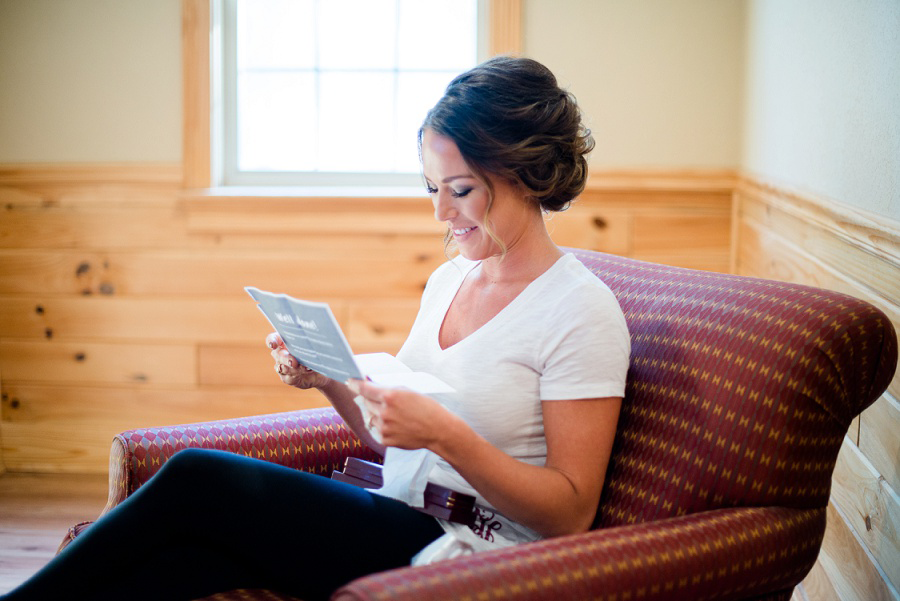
[180,186,439,236]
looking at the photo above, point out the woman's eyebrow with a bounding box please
[442,174,475,183]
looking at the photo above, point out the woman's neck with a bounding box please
[478,217,563,286]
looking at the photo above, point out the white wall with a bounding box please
[742,0,900,220]
[0,0,745,171]
[0,0,181,163]
[523,0,746,170]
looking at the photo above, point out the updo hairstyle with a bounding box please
[420,56,595,213]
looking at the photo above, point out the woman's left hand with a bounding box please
[348,380,456,450]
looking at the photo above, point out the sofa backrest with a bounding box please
[567,249,897,528]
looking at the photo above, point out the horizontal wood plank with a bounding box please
[739,187,900,303]
[816,501,898,601]
[860,394,900,496]
[633,213,732,255]
[346,300,421,355]
[0,250,443,298]
[579,188,733,209]
[0,339,195,386]
[0,163,182,187]
[0,384,329,473]
[831,436,900,590]
[198,344,284,388]
[544,206,631,255]
[185,203,444,236]
[0,203,190,250]
[799,560,840,601]
[0,297,283,343]
[0,202,449,255]
[738,176,900,270]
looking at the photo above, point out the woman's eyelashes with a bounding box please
[424,185,473,198]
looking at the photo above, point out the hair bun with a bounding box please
[422,56,594,213]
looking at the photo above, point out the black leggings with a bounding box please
[3,448,444,601]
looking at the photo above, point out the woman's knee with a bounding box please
[151,448,235,493]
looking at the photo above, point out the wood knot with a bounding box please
[592,216,608,230]
[35,305,45,315]
[75,261,91,276]
[98,282,115,295]
[44,327,53,339]
[10,398,20,409]
[74,352,87,362]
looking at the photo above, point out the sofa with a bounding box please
[60,248,897,601]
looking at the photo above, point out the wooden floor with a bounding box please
[0,471,108,594]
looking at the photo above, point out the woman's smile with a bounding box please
[452,225,478,238]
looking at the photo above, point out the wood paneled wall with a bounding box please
[0,165,732,474]
[734,177,900,601]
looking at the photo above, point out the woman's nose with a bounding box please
[433,192,457,222]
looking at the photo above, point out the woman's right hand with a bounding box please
[267,333,332,390]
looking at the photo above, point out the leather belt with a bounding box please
[331,457,476,526]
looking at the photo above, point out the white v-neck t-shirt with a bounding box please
[372,253,630,559]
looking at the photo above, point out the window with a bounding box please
[220,0,482,187]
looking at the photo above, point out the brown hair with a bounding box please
[420,56,595,215]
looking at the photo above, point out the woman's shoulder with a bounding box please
[544,254,620,307]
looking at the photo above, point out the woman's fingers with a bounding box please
[266,332,329,390]
[266,332,284,350]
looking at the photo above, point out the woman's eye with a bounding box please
[451,188,472,198]
[425,185,438,195]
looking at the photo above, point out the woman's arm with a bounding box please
[352,380,620,537]
[268,333,386,456]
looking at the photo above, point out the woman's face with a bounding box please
[421,128,533,262]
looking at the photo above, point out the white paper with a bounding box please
[246,287,453,394]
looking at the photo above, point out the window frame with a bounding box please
[181,0,522,191]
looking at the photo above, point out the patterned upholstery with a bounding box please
[103,407,381,512]
[60,249,897,601]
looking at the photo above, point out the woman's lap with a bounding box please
[4,448,444,601]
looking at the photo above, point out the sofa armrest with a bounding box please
[101,407,380,515]
[332,506,825,601]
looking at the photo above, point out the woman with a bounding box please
[3,56,629,601]
[273,54,630,575]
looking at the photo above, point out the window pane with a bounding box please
[319,0,397,70]
[227,0,479,180]
[398,0,477,70]
[318,71,395,172]
[237,0,316,70]
[238,72,317,171]
[394,71,455,172]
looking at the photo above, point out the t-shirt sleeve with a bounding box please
[538,282,631,401]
